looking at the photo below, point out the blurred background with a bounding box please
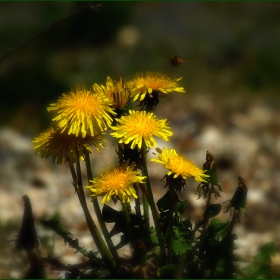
[1,2,280,278]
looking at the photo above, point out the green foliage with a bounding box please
[157,189,187,215]
[207,218,229,241]
[157,264,177,278]
[12,154,278,279]
[241,242,279,279]
[39,219,99,262]
[101,204,145,250]
[12,123,279,279]
[172,237,192,256]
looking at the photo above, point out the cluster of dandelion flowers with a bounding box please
[33,126,106,165]
[128,72,185,102]
[47,85,116,138]
[151,147,209,183]
[86,161,146,204]
[110,110,173,149]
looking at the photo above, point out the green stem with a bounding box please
[140,142,167,265]
[138,148,151,249]
[175,253,186,278]
[225,209,238,239]
[221,209,238,278]
[134,183,148,247]
[207,183,212,206]
[203,183,212,229]
[71,155,116,271]
[83,149,120,265]
[121,201,135,250]
[167,185,175,264]
[140,146,150,232]
[143,193,150,232]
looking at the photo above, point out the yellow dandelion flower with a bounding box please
[33,126,105,165]
[48,85,116,138]
[86,161,146,204]
[103,76,132,111]
[151,147,209,183]
[128,72,185,102]
[110,110,173,149]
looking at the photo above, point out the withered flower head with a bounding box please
[224,176,248,223]
[196,151,223,200]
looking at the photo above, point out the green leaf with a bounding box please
[157,190,171,212]
[39,219,71,237]
[207,218,229,239]
[233,255,250,263]
[157,190,187,215]
[254,242,277,262]
[203,204,221,219]
[150,226,158,245]
[172,238,192,255]
[242,242,278,278]
[182,216,192,230]
[173,225,180,237]
[102,204,122,223]
[157,264,177,278]
[174,200,188,215]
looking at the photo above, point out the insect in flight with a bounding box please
[169,55,185,67]
[161,55,190,67]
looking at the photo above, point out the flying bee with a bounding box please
[161,55,189,67]
[169,55,185,67]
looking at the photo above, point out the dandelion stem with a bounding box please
[225,209,238,239]
[207,183,212,206]
[167,185,175,264]
[221,209,238,278]
[175,253,186,278]
[134,183,149,247]
[143,193,150,232]
[121,201,135,250]
[140,141,167,265]
[138,149,151,248]
[72,154,117,271]
[83,149,120,265]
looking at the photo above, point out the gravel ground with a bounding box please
[1,92,280,278]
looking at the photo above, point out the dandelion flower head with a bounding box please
[48,85,116,138]
[87,161,146,204]
[128,72,185,102]
[33,126,106,165]
[110,110,173,149]
[151,147,209,183]
[102,76,133,111]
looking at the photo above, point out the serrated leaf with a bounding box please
[233,255,250,263]
[39,219,71,237]
[208,218,229,239]
[157,264,177,278]
[157,190,183,212]
[102,204,122,223]
[174,200,188,215]
[157,190,171,212]
[203,204,221,219]
[254,242,277,262]
[182,216,192,230]
[172,238,192,255]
